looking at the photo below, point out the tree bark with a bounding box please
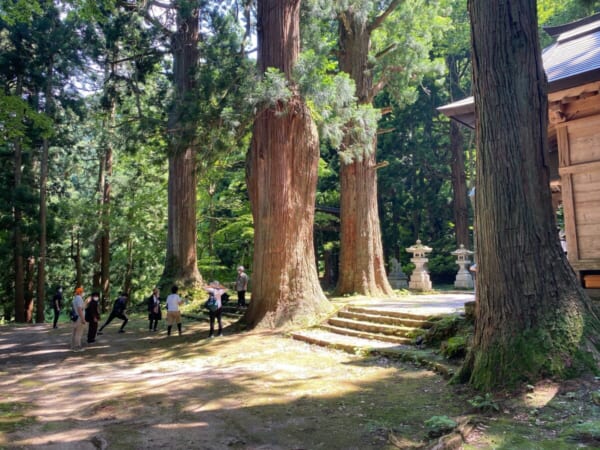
[245,0,331,328]
[447,55,470,249]
[458,0,600,390]
[161,1,202,288]
[13,75,25,323]
[71,229,82,287]
[36,59,53,324]
[336,10,393,296]
[450,120,469,248]
[25,256,35,323]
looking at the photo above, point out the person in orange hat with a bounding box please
[71,287,87,351]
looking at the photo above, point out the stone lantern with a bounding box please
[451,244,474,289]
[406,240,432,291]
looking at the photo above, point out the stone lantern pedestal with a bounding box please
[406,240,432,291]
[451,244,474,289]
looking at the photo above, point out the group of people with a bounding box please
[62,266,250,352]
[67,287,129,351]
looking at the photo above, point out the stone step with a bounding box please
[337,310,433,329]
[320,324,412,345]
[347,306,433,323]
[328,317,420,337]
[290,329,457,378]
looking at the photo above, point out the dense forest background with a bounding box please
[1,0,598,321]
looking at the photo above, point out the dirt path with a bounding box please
[0,315,470,449]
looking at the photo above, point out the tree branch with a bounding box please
[368,0,404,33]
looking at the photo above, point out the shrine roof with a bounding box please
[438,13,600,128]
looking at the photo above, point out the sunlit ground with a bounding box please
[0,314,467,449]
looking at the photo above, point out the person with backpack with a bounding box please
[204,281,227,338]
[85,292,101,343]
[146,287,162,332]
[71,286,86,352]
[51,286,63,329]
[98,293,129,334]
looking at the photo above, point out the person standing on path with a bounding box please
[71,287,86,352]
[98,293,129,334]
[165,285,183,336]
[52,286,63,329]
[204,281,227,338]
[147,287,162,332]
[85,292,101,344]
[235,266,249,309]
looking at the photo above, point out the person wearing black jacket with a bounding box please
[147,287,162,332]
[98,293,129,334]
[52,286,63,329]
[85,292,101,343]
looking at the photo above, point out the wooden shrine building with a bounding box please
[439,13,600,295]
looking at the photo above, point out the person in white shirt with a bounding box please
[204,281,227,338]
[165,285,184,336]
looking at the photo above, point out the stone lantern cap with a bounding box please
[406,240,432,257]
[451,244,473,259]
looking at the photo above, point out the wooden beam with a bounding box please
[559,160,600,176]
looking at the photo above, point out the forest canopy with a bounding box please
[1,0,598,322]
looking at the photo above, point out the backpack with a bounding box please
[204,293,218,312]
[70,305,78,322]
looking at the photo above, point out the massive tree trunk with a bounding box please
[245,0,331,328]
[458,0,600,389]
[161,2,202,288]
[336,11,393,296]
[13,75,25,323]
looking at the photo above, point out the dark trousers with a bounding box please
[53,308,60,328]
[237,291,246,307]
[209,308,223,336]
[88,320,98,342]
[99,312,128,331]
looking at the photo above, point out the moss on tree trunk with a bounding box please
[459,0,600,390]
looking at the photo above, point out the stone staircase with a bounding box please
[291,305,459,378]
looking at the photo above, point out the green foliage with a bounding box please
[467,393,499,413]
[424,415,457,437]
[247,68,292,109]
[440,335,467,359]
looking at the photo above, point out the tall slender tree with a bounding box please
[458,0,600,389]
[332,0,448,296]
[245,0,331,328]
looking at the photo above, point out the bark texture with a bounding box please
[245,0,330,328]
[336,10,393,296]
[459,0,600,389]
[450,120,469,248]
[13,76,25,323]
[162,3,202,287]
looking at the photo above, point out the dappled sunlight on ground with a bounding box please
[1,315,472,449]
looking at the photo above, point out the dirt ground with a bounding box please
[1,314,599,450]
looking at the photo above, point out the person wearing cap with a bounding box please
[71,287,86,352]
[235,266,249,309]
[52,286,63,329]
[204,281,227,338]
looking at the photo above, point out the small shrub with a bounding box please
[424,415,457,438]
[468,393,499,413]
[440,336,467,359]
